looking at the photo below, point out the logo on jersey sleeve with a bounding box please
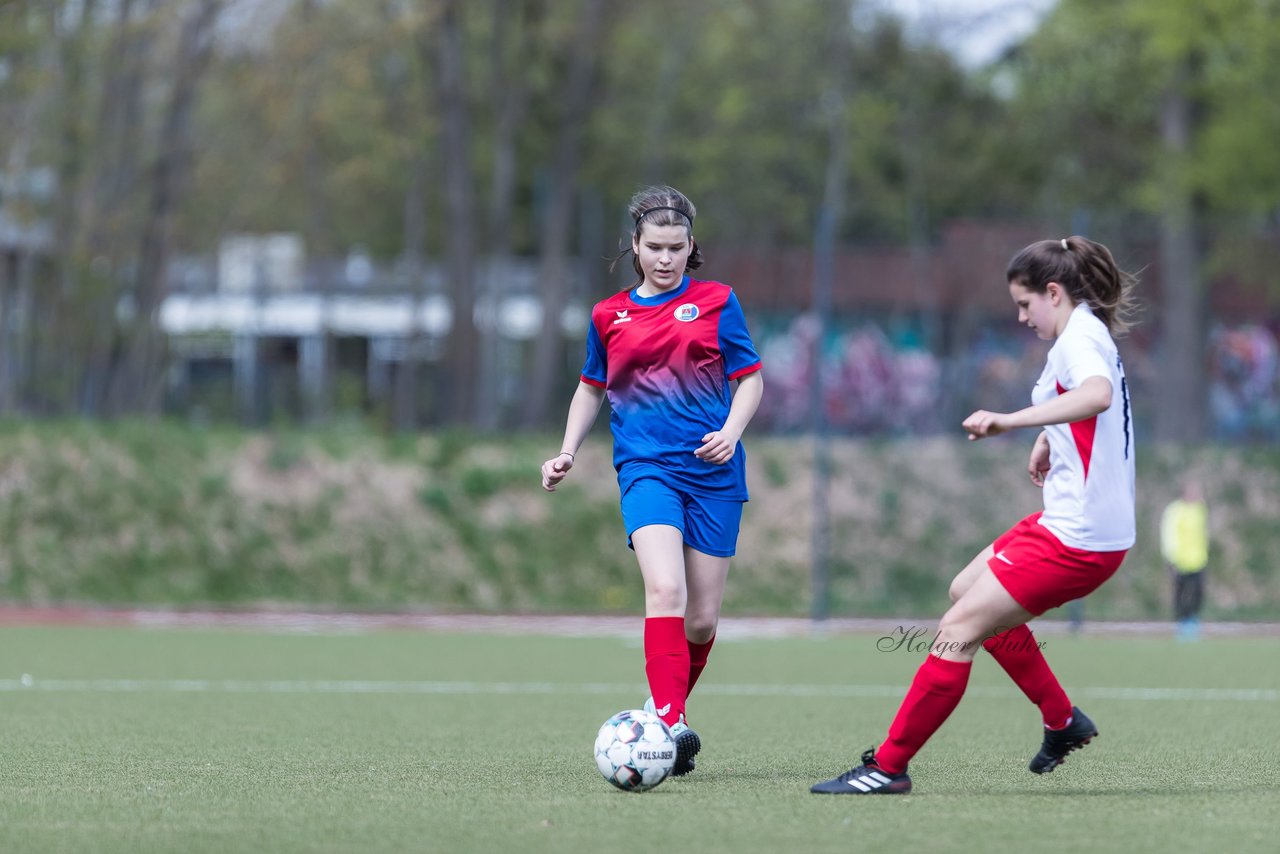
[673,303,700,322]
[613,309,631,324]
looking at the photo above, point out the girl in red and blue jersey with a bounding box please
[541,186,764,778]
[812,236,1139,795]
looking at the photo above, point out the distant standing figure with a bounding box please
[540,185,764,779]
[1161,480,1209,641]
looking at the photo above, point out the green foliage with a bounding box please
[174,0,1038,255]
[1007,0,1280,219]
[418,484,452,515]
[266,432,307,471]
[1,423,1279,619]
[760,450,790,488]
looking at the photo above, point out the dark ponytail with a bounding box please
[1006,236,1139,335]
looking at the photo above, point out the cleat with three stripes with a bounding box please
[811,748,912,795]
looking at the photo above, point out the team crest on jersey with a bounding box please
[673,303,700,322]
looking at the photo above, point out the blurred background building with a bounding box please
[1,0,1278,441]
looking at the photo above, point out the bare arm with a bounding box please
[696,370,764,465]
[1027,430,1051,487]
[541,382,606,492]
[963,376,1112,441]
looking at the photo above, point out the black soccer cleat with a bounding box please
[1030,706,1098,774]
[669,722,701,777]
[811,748,913,794]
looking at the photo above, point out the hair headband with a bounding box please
[636,206,693,227]
[1061,238,1070,250]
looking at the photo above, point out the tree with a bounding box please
[476,0,540,431]
[423,0,480,427]
[381,1,435,432]
[109,0,223,414]
[1003,0,1280,441]
[0,0,53,414]
[521,0,615,429]
[80,0,154,414]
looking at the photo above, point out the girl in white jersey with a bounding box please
[812,235,1139,796]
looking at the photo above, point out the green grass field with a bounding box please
[2,624,1277,853]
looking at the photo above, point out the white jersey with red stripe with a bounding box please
[1032,303,1136,551]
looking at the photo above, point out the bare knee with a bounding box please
[936,607,981,650]
[936,608,961,639]
[645,580,685,614]
[684,610,718,643]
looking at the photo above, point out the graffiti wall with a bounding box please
[1210,323,1280,442]
[750,313,1280,441]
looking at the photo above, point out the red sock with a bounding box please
[982,625,1072,729]
[876,655,971,774]
[644,616,690,727]
[687,635,716,695]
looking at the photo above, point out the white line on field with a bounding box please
[0,679,1274,702]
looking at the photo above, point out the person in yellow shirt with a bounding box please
[1161,480,1209,641]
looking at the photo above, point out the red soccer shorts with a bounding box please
[987,512,1128,616]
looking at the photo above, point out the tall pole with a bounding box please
[1156,67,1205,442]
[810,16,850,625]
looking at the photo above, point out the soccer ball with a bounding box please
[593,709,676,792]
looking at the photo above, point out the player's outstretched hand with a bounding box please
[695,430,739,465]
[962,410,1011,441]
[541,453,575,492]
[1027,430,1051,487]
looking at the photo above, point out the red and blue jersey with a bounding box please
[581,276,763,500]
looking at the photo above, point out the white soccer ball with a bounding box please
[593,709,676,792]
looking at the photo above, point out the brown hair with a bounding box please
[1006,236,1139,336]
[610,185,704,280]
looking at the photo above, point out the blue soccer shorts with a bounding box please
[619,478,744,558]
